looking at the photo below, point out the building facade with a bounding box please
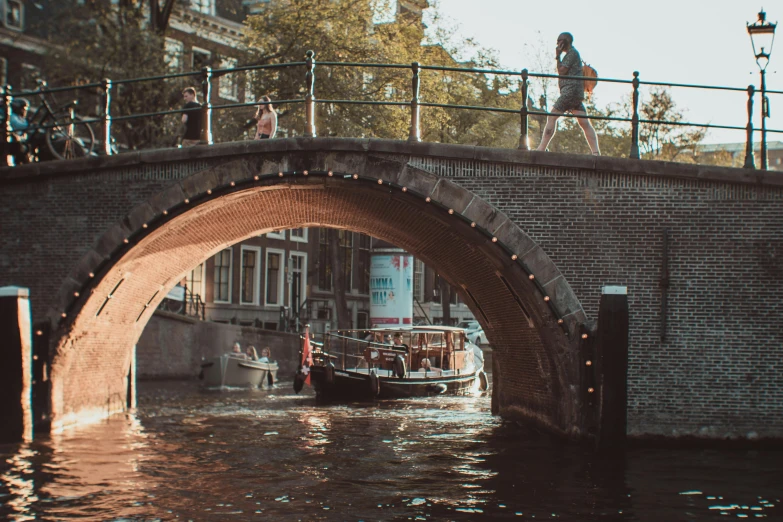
[187,228,475,335]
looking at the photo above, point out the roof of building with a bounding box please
[696,141,783,153]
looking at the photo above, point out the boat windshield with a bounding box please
[318,328,468,375]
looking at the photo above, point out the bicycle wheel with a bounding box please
[45,114,95,160]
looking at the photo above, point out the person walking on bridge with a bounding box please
[180,87,202,147]
[536,32,600,156]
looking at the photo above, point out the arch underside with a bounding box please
[51,167,585,436]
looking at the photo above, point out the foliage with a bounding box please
[242,0,519,146]
[636,87,706,162]
[38,0,184,150]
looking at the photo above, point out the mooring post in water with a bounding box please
[0,286,33,443]
[596,286,629,452]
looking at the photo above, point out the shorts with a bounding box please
[552,92,586,114]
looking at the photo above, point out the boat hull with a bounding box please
[310,366,480,401]
[200,355,279,388]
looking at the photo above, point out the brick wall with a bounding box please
[0,139,780,439]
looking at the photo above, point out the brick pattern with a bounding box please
[1,142,781,439]
[451,166,783,438]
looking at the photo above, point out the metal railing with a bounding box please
[2,50,781,169]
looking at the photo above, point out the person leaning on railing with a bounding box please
[8,98,32,164]
[536,32,600,156]
[254,95,277,140]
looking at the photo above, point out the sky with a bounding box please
[425,0,782,145]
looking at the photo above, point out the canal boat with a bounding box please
[303,326,488,400]
[199,354,278,388]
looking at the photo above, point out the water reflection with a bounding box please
[0,380,781,521]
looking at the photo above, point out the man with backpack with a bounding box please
[536,32,600,156]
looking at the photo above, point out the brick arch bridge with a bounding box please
[1,138,782,441]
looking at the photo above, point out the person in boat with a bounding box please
[258,347,271,363]
[419,357,440,375]
[245,345,259,360]
[392,333,409,353]
[231,342,244,358]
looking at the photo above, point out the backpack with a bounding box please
[582,61,598,99]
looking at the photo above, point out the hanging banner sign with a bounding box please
[369,252,413,326]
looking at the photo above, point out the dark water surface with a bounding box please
[1,380,781,521]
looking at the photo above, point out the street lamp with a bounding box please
[747,8,777,170]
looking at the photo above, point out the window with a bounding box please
[290,228,308,243]
[240,246,261,305]
[4,0,23,31]
[266,230,285,240]
[288,252,307,316]
[192,47,211,71]
[190,0,215,16]
[165,39,185,72]
[317,229,332,291]
[187,263,205,299]
[357,234,371,294]
[19,64,40,92]
[265,248,284,306]
[213,249,232,303]
[357,311,369,330]
[219,57,239,101]
[413,258,424,302]
[186,263,205,316]
[340,231,353,292]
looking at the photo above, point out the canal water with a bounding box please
[1,380,781,521]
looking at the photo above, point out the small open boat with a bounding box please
[199,354,278,388]
[306,326,487,400]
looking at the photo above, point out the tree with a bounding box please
[39,0,184,150]
[437,275,452,326]
[329,230,353,331]
[148,0,178,34]
[242,0,520,146]
[637,87,705,162]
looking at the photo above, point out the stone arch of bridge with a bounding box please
[48,155,588,436]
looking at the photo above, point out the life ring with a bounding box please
[324,362,335,386]
[369,369,380,396]
[478,370,489,391]
[426,383,447,395]
[393,355,406,379]
[267,370,275,387]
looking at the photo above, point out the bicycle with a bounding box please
[11,79,96,163]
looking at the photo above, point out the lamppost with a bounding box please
[747,8,777,170]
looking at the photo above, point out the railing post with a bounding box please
[518,68,529,150]
[304,50,316,138]
[629,71,640,159]
[101,78,113,156]
[200,66,213,145]
[744,85,756,169]
[760,69,768,171]
[408,61,421,142]
[1,85,10,167]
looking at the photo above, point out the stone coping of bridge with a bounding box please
[1,138,780,187]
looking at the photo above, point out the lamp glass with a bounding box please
[747,11,777,69]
